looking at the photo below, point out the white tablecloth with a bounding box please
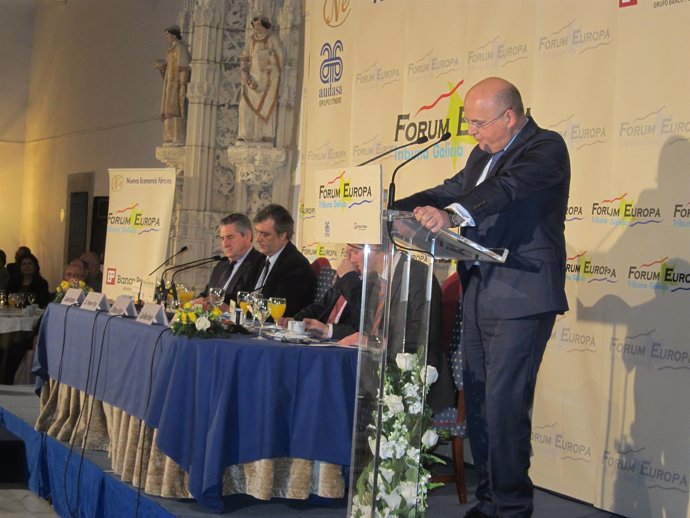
[0,307,43,334]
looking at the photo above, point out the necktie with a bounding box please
[476,149,505,186]
[219,261,237,290]
[327,295,347,324]
[256,258,270,292]
[372,278,386,333]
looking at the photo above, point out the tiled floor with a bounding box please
[0,486,58,518]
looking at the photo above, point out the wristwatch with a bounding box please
[445,209,463,227]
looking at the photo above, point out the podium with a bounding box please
[347,211,507,518]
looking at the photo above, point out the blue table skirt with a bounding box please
[33,303,358,511]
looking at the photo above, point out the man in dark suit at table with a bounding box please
[285,243,365,340]
[198,213,265,306]
[252,204,316,317]
[394,77,570,518]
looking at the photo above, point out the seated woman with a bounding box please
[6,253,50,308]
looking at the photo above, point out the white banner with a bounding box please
[313,165,382,244]
[300,2,690,517]
[102,168,176,302]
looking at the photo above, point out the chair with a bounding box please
[430,271,467,504]
[310,257,331,278]
[313,266,337,305]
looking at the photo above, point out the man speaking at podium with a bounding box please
[394,77,570,518]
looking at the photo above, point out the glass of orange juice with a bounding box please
[268,297,286,324]
[177,284,195,306]
[237,291,251,325]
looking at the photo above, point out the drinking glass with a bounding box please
[253,297,271,338]
[177,284,195,306]
[237,291,251,325]
[267,297,287,324]
[208,287,226,309]
[0,290,6,308]
[27,292,37,306]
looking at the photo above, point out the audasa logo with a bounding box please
[319,40,343,106]
[318,170,373,210]
[566,251,617,284]
[538,20,612,56]
[591,193,662,227]
[107,203,161,235]
[628,256,690,293]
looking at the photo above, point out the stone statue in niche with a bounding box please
[154,25,192,146]
[237,15,283,145]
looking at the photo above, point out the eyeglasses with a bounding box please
[462,107,511,130]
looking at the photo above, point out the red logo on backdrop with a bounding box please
[619,0,637,7]
[106,268,117,285]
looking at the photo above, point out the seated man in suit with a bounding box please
[197,213,265,307]
[252,204,316,317]
[339,247,455,413]
[283,244,365,340]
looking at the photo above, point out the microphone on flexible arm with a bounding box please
[150,246,188,304]
[149,246,188,276]
[168,255,225,301]
[387,131,451,210]
[356,135,429,167]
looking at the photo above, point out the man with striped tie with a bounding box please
[197,213,265,308]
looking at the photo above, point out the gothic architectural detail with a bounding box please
[158,0,303,273]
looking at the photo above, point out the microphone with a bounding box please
[169,256,225,301]
[149,246,188,276]
[387,131,451,209]
[357,135,429,167]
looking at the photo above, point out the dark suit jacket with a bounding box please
[259,241,316,317]
[361,258,455,412]
[293,270,362,340]
[199,247,265,304]
[395,118,570,319]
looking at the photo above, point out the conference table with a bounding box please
[32,303,359,512]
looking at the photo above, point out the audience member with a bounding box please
[80,251,103,292]
[252,204,316,317]
[6,246,31,280]
[0,249,9,291]
[197,213,265,307]
[6,253,50,308]
[63,260,87,284]
[286,244,365,340]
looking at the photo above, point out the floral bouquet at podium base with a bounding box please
[350,351,444,518]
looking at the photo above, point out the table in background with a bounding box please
[0,307,43,384]
[32,303,358,512]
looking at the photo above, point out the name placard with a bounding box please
[136,302,168,326]
[81,292,110,312]
[109,295,138,317]
[61,288,85,306]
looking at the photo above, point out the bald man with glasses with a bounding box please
[395,77,571,518]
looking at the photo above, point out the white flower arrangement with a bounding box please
[350,351,445,518]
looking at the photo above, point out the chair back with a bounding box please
[441,272,461,353]
[314,267,337,305]
[310,257,331,277]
